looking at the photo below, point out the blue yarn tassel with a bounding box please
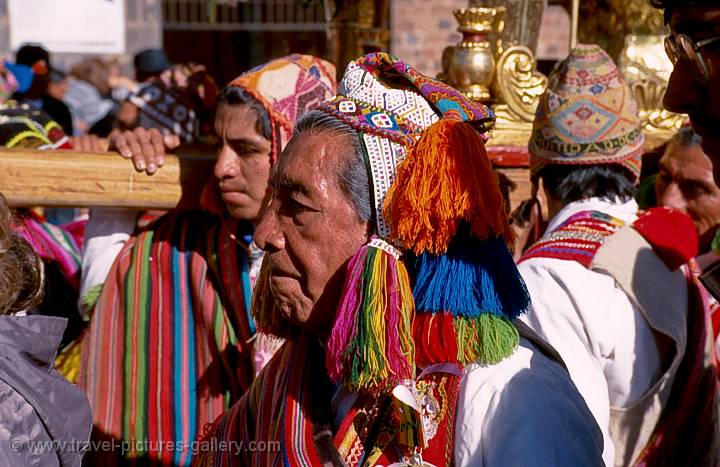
[413,231,530,320]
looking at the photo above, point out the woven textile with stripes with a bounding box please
[520,210,626,268]
[79,211,255,466]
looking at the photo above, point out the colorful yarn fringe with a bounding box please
[384,119,514,255]
[413,231,529,320]
[326,238,415,391]
[412,312,519,367]
[327,119,530,391]
[384,119,527,367]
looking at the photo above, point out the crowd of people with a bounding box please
[0,0,718,466]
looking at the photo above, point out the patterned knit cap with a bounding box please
[201,54,336,214]
[228,54,336,163]
[0,104,71,150]
[129,63,218,143]
[319,52,495,241]
[529,44,644,182]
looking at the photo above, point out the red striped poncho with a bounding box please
[79,211,256,466]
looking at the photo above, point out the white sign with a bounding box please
[9,0,126,54]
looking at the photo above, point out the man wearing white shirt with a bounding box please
[518,44,719,466]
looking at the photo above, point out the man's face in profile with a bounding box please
[664,5,720,182]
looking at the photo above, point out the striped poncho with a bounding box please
[79,211,257,466]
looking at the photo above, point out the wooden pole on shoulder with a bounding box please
[0,148,215,209]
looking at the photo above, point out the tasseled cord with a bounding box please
[386,118,529,367]
[326,237,415,392]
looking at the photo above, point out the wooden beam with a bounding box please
[0,148,216,209]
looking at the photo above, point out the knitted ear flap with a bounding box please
[386,118,530,366]
[325,237,416,392]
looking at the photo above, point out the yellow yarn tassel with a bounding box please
[327,240,415,391]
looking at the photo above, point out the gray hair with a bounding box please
[669,126,702,149]
[293,110,373,223]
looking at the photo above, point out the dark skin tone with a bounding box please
[664,5,720,183]
[254,131,370,340]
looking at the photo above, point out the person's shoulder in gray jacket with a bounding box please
[0,193,92,467]
[0,315,92,466]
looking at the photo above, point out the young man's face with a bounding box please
[664,5,720,183]
[213,103,272,224]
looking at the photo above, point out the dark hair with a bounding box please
[668,126,702,149]
[217,86,273,142]
[16,44,50,67]
[651,0,713,23]
[293,110,373,223]
[539,164,636,205]
[0,196,43,315]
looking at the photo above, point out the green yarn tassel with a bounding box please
[80,283,104,316]
[455,314,519,365]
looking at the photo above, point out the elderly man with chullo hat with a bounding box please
[192,53,603,466]
[517,44,719,466]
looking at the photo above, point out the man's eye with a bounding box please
[289,198,310,212]
[682,182,710,199]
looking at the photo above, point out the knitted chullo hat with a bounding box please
[529,44,644,183]
[200,54,337,215]
[283,53,531,393]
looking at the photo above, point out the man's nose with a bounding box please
[664,61,701,116]
[214,145,239,180]
[254,206,285,253]
[659,182,687,212]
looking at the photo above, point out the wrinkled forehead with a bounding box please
[273,131,345,188]
[670,5,720,35]
[661,142,714,174]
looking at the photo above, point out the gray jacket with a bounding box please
[0,315,92,466]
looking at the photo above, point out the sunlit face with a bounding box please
[213,103,272,223]
[253,131,370,338]
[655,141,720,252]
[664,5,720,182]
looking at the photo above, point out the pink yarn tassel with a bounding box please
[325,244,369,381]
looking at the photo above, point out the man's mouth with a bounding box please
[220,190,248,205]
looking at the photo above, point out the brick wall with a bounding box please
[391,1,572,77]
[390,0,466,77]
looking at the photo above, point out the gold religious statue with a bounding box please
[440,0,684,150]
[439,0,548,147]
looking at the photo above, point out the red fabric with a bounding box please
[61,219,86,250]
[519,210,624,268]
[632,207,698,271]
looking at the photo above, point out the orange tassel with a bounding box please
[384,119,515,255]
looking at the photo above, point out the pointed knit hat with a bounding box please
[529,44,644,182]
